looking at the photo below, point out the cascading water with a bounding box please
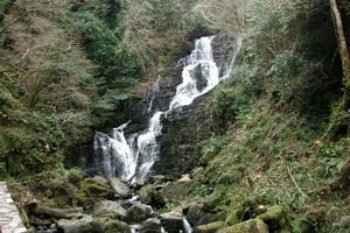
[94,36,242,181]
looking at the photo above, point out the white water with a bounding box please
[94,36,241,181]
[183,217,193,233]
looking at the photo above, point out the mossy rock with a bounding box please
[225,209,241,226]
[218,219,269,233]
[257,205,290,230]
[195,221,227,233]
[76,178,114,208]
[92,200,127,219]
[138,184,155,205]
[161,181,195,202]
[90,217,130,233]
[57,215,94,233]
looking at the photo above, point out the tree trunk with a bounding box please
[29,204,84,219]
[329,0,350,90]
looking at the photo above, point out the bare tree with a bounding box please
[329,0,350,94]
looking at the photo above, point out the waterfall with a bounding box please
[94,36,241,181]
[183,218,193,233]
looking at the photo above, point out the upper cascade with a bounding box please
[93,35,242,181]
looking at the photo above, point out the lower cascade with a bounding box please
[94,36,242,182]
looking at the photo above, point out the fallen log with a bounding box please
[29,203,84,219]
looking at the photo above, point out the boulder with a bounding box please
[186,204,204,226]
[218,219,269,233]
[160,211,184,233]
[147,175,173,184]
[257,205,289,230]
[91,217,130,233]
[77,178,114,208]
[153,190,166,207]
[125,204,153,223]
[186,203,225,227]
[109,178,132,198]
[195,221,227,233]
[56,215,93,233]
[161,181,194,202]
[92,200,127,219]
[225,209,241,226]
[139,184,155,205]
[91,176,108,184]
[202,194,221,211]
[178,174,191,182]
[140,218,162,233]
[135,178,147,187]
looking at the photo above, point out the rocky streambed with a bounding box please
[25,167,290,233]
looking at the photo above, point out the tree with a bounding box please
[329,0,350,95]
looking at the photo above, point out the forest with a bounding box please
[0,0,350,232]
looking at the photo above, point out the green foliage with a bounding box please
[158,202,178,214]
[72,7,141,126]
[266,50,320,104]
[0,110,64,176]
[99,0,126,29]
[187,184,209,198]
[201,137,225,164]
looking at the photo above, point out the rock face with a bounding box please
[123,35,239,177]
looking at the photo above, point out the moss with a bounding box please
[218,219,269,233]
[257,205,290,230]
[77,178,114,209]
[195,221,227,233]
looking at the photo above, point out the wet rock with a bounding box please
[160,211,184,233]
[91,217,130,233]
[109,178,132,198]
[139,184,155,205]
[56,215,93,233]
[140,218,162,233]
[125,204,153,223]
[195,221,227,233]
[92,200,127,219]
[218,219,269,233]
